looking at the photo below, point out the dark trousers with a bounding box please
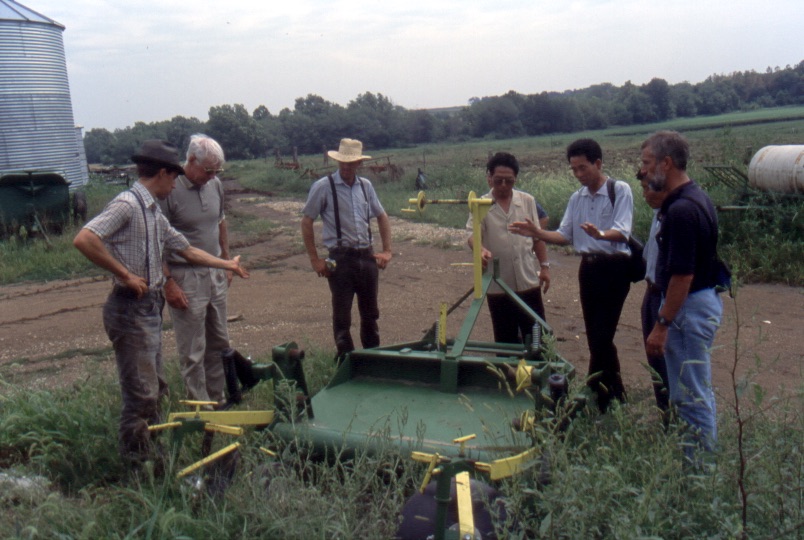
[487,287,545,345]
[641,282,670,413]
[103,287,167,466]
[327,250,380,357]
[579,255,630,412]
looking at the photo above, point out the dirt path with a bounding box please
[1,181,801,409]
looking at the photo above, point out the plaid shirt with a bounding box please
[84,182,189,289]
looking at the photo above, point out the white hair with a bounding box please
[186,133,225,165]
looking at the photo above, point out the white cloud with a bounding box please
[15,0,804,129]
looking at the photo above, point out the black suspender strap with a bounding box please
[130,189,153,286]
[357,178,372,244]
[328,174,372,246]
[327,175,342,246]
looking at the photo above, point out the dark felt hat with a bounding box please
[131,140,185,175]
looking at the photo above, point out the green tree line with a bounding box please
[84,62,803,163]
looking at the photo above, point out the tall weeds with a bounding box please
[1,346,800,538]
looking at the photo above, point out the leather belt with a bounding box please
[329,247,374,257]
[111,285,163,300]
[581,252,628,263]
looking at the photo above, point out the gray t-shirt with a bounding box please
[159,175,225,264]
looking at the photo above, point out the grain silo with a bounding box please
[0,0,88,188]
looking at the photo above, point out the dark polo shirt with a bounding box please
[656,181,719,293]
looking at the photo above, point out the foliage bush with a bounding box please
[1,115,801,285]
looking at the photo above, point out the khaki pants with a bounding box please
[168,266,229,404]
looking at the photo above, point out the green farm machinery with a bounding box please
[152,191,587,539]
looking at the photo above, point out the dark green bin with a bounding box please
[0,170,71,235]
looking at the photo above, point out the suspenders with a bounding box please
[327,174,372,247]
[130,189,158,287]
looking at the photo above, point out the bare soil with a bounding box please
[1,179,800,409]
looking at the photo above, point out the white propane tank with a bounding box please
[748,145,804,194]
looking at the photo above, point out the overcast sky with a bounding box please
[20,0,804,131]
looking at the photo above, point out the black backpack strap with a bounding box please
[327,175,342,246]
[606,177,616,207]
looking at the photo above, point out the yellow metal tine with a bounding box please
[455,471,475,538]
[484,447,541,481]
[147,421,181,432]
[474,461,492,474]
[176,442,242,479]
[410,451,437,463]
[259,447,277,458]
[438,303,448,348]
[204,423,243,436]
[168,410,274,426]
[178,399,217,416]
[453,434,476,457]
[419,452,441,494]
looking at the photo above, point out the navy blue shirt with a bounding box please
[656,181,719,293]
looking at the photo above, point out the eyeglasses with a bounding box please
[204,167,224,175]
[492,177,516,186]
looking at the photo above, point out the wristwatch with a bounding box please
[657,315,673,327]
[540,262,551,269]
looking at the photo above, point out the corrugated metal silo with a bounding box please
[0,0,88,188]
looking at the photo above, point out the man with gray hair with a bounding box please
[641,130,723,465]
[159,134,231,407]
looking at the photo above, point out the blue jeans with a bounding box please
[663,288,722,458]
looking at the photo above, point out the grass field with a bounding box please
[0,334,801,538]
[0,108,802,538]
[234,109,802,285]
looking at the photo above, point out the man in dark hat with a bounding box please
[73,139,249,473]
[301,138,393,362]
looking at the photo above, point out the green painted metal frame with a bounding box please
[268,260,574,462]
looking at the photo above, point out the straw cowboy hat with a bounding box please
[327,138,371,163]
[131,140,186,175]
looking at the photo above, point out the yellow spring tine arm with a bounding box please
[204,423,244,436]
[419,452,441,494]
[176,442,242,479]
[438,303,448,348]
[453,434,476,457]
[147,421,181,432]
